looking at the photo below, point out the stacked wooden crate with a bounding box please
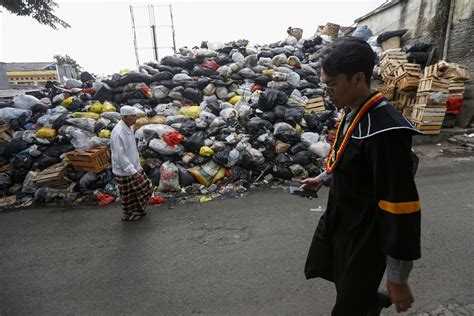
[66,147,111,173]
[410,67,449,134]
[392,63,423,114]
[379,52,408,101]
[437,62,470,115]
[304,96,325,113]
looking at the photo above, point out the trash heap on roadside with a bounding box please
[0,26,346,209]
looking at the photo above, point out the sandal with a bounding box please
[121,214,142,221]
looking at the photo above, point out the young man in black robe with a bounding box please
[299,37,421,315]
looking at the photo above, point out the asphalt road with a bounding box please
[0,157,473,315]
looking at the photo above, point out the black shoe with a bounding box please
[367,291,392,316]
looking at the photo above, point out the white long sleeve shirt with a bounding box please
[110,120,141,176]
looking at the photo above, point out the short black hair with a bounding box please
[320,37,376,86]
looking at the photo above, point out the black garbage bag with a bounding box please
[272,47,293,56]
[204,100,221,116]
[94,85,113,102]
[42,144,75,158]
[306,76,321,85]
[205,127,221,138]
[304,163,321,177]
[96,169,113,188]
[51,113,69,131]
[0,173,11,190]
[254,75,271,86]
[314,110,335,122]
[258,90,288,111]
[177,164,196,187]
[275,153,293,167]
[377,29,409,44]
[11,168,28,184]
[182,81,199,90]
[29,112,44,124]
[151,71,174,82]
[236,150,253,169]
[69,99,83,112]
[257,51,274,59]
[192,66,217,77]
[245,117,273,135]
[179,120,197,137]
[216,54,231,65]
[115,72,152,86]
[325,117,337,129]
[274,105,287,119]
[404,42,432,53]
[32,155,61,171]
[79,172,99,191]
[114,91,145,104]
[215,128,232,141]
[260,111,277,123]
[213,147,230,165]
[284,107,304,126]
[289,143,307,155]
[274,129,300,145]
[406,52,428,65]
[0,142,9,158]
[193,155,211,165]
[9,114,29,131]
[0,157,8,167]
[31,103,48,113]
[293,150,312,166]
[3,140,29,159]
[161,56,196,70]
[230,166,252,185]
[272,165,292,180]
[147,166,161,187]
[197,77,212,90]
[67,169,86,182]
[304,114,324,132]
[80,71,95,83]
[10,154,33,170]
[299,81,318,90]
[182,88,203,103]
[182,131,205,153]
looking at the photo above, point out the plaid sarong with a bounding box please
[115,170,152,216]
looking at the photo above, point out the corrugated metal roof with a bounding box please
[5,62,56,72]
[354,0,400,23]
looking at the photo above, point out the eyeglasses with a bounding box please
[320,83,335,96]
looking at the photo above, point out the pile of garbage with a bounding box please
[0,27,343,208]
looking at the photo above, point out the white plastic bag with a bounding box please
[13,94,41,110]
[0,107,32,123]
[135,124,176,141]
[66,118,96,132]
[309,138,331,158]
[149,139,184,155]
[158,162,181,192]
[301,132,320,146]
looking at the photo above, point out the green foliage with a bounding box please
[1,0,70,29]
[53,55,82,74]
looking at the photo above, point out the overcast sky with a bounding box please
[1,0,385,75]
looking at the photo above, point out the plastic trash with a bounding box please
[158,162,181,192]
[97,194,116,206]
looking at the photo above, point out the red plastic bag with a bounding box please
[446,97,462,114]
[148,196,165,205]
[163,131,185,147]
[251,85,263,93]
[81,87,96,95]
[201,60,220,70]
[97,194,116,205]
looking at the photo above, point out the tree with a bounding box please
[53,54,82,74]
[0,0,70,29]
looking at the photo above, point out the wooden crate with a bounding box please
[402,107,414,121]
[424,64,441,78]
[305,97,325,113]
[33,163,71,188]
[442,63,470,80]
[448,79,465,94]
[379,85,396,101]
[66,147,110,173]
[418,77,449,93]
[396,73,421,92]
[0,124,12,142]
[395,63,422,78]
[384,75,397,87]
[415,92,447,107]
[396,92,417,107]
[411,105,446,122]
[411,120,443,134]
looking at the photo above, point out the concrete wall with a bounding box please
[0,63,10,89]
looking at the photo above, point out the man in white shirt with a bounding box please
[110,106,151,221]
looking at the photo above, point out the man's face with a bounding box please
[122,115,137,127]
[321,69,366,109]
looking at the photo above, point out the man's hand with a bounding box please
[297,176,324,193]
[387,279,414,313]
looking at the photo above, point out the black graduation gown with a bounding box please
[304,96,422,315]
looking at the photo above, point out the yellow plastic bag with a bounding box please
[133,116,166,131]
[295,124,302,134]
[188,161,221,187]
[212,168,226,184]
[71,112,100,120]
[228,95,241,105]
[89,101,103,113]
[35,128,56,138]
[99,129,111,138]
[262,69,276,77]
[101,101,116,113]
[179,106,202,118]
[61,96,74,107]
[199,146,214,157]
